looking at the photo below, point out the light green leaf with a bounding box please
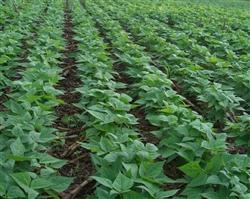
[11,172,38,199]
[92,176,113,188]
[31,178,53,189]
[112,172,134,193]
[7,186,25,198]
[0,55,10,64]
[10,138,25,156]
[88,109,114,124]
[179,161,203,178]
[48,176,73,192]
[156,189,179,199]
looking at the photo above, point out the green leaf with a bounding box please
[95,187,114,199]
[189,173,208,187]
[92,176,113,188]
[8,155,31,161]
[179,161,203,178]
[156,189,179,199]
[201,189,222,199]
[139,161,164,179]
[0,171,9,195]
[10,138,25,156]
[12,126,24,137]
[147,114,178,126]
[123,163,138,178]
[31,178,53,189]
[100,137,115,152]
[11,172,38,199]
[109,97,131,111]
[112,172,134,193]
[182,187,203,199]
[135,180,160,198]
[11,172,31,187]
[39,154,66,168]
[124,191,149,199]
[48,176,73,192]
[7,186,25,198]
[205,154,223,173]
[0,55,10,64]
[44,190,61,199]
[8,100,24,114]
[206,175,227,186]
[88,109,114,124]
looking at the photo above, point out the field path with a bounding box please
[53,1,95,198]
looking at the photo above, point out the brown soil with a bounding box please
[163,160,185,194]
[52,2,94,199]
[130,107,159,144]
[227,137,248,154]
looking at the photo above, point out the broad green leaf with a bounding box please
[8,100,24,114]
[10,138,25,156]
[123,163,138,178]
[95,187,114,199]
[112,172,134,193]
[205,154,223,173]
[47,176,73,192]
[179,161,203,178]
[0,55,10,64]
[124,191,149,199]
[7,186,25,198]
[11,172,31,187]
[156,189,179,199]
[189,173,208,187]
[206,175,227,186]
[11,172,38,199]
[88,109,114,124]
[92,176,113,188]
[31,178,53,189]
[139,161,164,179]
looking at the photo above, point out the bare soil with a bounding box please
[52,2,95,198]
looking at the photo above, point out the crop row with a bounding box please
[0,1,72,198]
[69,1,177,198]
[81,1,250,198]
[0,0,249,198]
[131,0,250,36]
[0,0,45,86]
[0,0,24,30]
[108,0,250,151]
[109,0,250,113]
[95,0,249,125]
[89,0,250,152]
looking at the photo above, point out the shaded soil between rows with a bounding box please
[51,2,95,199]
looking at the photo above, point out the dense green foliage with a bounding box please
[0,1,72,198]
[0,0,249,198]
[80,0,250,198]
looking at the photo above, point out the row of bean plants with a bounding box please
[83,1,250,198]
[0,0,72,198]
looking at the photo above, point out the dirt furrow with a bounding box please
[52,1,94,199]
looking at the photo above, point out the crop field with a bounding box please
[0,0,250,198]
